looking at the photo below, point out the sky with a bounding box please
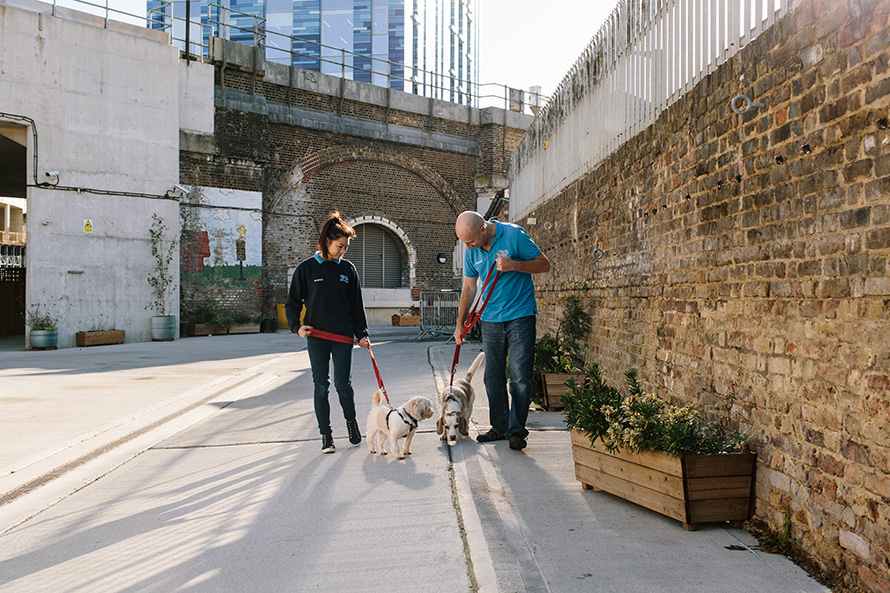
[61,0,617,107]
[477,0,617,103]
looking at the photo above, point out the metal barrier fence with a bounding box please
[416,292,460,340]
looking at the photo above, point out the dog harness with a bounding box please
[302,328,391,405]
[450,262,501,388]
[386,408,419,432]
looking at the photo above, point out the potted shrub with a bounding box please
[26,305,59,350]
[562,365,756,531]
[185,301,232,336]
[535,295,591,410]
[76,315,125,347]
[228,313,263,334]
[146,213,177,341]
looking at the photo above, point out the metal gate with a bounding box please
[416,291,460,340]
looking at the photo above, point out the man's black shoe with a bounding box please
[509,436,527,450]
[477,429,506,443]
[346,419,362,446]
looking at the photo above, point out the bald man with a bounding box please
[453,211,550,450]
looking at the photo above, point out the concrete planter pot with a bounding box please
[150,315,177,341]
[570,429,757,531]
[30,329,58,349]
[76,330,125,347]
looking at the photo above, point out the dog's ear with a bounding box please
[459,416,468,435]
[436,416,444,435]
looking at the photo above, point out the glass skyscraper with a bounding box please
[149,0,477,103]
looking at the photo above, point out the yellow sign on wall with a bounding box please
[83,220,93,233]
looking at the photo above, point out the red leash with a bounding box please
[450,264,500,387]
[305,328,390,405]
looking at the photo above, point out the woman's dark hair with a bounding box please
[317,211,356,259]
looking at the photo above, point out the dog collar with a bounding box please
[444,394,460,404]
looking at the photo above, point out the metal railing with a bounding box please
[416,291,460,340]
[511,0,791,217]
[139,0,545,113]
[46,0,546,113]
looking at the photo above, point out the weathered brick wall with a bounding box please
[181,61,530,319]
[527,1,890,590]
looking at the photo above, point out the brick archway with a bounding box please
[283,145,466,216]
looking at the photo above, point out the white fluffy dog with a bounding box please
[366,390,435,459]
[436,352,484,444]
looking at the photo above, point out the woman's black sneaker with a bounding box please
[321,433,335,453]
[346,420,362,446]
[509,435,527,450]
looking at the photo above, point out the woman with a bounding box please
[285,211,370,453]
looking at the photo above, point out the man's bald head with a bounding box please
[456,211,493,250]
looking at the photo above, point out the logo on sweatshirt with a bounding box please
[339,274,349,284]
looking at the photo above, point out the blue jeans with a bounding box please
[480,315,536,439]
[306,337,356,436]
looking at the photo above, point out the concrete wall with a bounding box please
[0,0,182,345]
[511,1,890,590]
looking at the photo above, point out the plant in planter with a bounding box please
[76,315,125,347]
[562,364,756,531]
[227,312,264,334]
[146,213,177,341]
[25,305,59,349]
[184,301,233,336]
[535,295,591,410]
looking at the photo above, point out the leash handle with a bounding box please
[450,263,500,387]
[305,328,390,405]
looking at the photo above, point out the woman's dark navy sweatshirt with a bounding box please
[284,253,369,340]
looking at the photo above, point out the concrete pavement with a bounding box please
[0,328,829,592]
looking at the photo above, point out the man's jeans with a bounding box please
[480,315,536,439]
[307,337,356,436]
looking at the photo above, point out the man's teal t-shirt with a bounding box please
[464,222,541,323]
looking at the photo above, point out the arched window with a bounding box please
[350,224,404,288]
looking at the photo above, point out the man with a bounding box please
[453,211,550,450]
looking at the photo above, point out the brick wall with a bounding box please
[181,65,530,319]
[526,1,890,591]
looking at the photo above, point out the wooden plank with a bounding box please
[689,497,752,523]
[228,324,260,334]
[685,453,756,478]
[571,430,684,477]
[573,445,684,495]
[575,463,686,522]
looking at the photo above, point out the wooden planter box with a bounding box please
[228,323,261,334]
[76,330,125,347]
[391,314,419,326]
[188,323,229,337]
[570,429,756,531]
[539,372,584,411]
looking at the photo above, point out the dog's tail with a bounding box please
[372,388,384,407]
[465,352,485,382]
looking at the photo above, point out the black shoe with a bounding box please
[509,435,527,450]
[477,429,506,443]
[321,433,335,453]
[346,419,362,446]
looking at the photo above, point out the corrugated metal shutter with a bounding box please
[351,224,403,288]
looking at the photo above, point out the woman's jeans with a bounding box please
[306,337,356,436]
[480,315,536,439]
